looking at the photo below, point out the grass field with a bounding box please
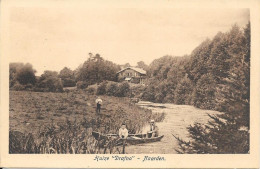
[9,90,164,154]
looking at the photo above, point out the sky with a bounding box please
[8,7,249,75]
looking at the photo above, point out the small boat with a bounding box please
[125,135,164,145]
[92,131,146,139]
[92,131,164,145]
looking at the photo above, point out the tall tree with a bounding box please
[136,61,148,71]
[59,67,76,87]
[14,63,36,85]
[76,53,120,85]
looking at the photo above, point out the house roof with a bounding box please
[116,67,147,75]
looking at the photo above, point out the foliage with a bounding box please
[59,67,76,87]
[174,76,193,105]
[116,81,130,97]
[86,85,97,95]
[174,23,250,154]
[192,74,216,109]
[75,53,120,85]
[12,82,26,91]
[76,81,89,89]
[9,120,98,154]
[106,81,118,96]
[37,71,63,92]
[136,61,149,71]
[9,63,36,88]
[9,90,165,154]
[96,81,108,95]
[142,55,189,103]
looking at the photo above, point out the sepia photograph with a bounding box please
[1,0,260,168]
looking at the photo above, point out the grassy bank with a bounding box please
[9,90,164,154]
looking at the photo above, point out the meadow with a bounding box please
[9,90,164,154]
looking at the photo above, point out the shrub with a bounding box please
[62,78,76,87]
[96,81,108,95]
[141,85,156,102]
[9,131,36,154]
[116,81,130,97]
[9,120,98,154]
[86,86,97,95]
[37,71,63,92]
[76,81,89,89]
[12,82,25,91]
[106,81,118,96]
[130,84,146,98]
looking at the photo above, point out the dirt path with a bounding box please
[125,101,219,154]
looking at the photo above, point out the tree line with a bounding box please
[142,23,250,153]
[9,52,148,92]
[9,53,121,92]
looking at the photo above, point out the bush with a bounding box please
[86,86,97,95]
[141,85,156,102]
[37,71,63,92]
[116,81,130,97]
[106,81,118,96]
[9,120,98,154]
[62,78,76,87]
[130,84,146,98]
[12,82,25,91]
[96,81,108,95]
[76,81,89,89]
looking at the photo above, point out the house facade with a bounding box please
[116,67,146,84]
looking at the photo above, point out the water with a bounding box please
[125,101,219,154]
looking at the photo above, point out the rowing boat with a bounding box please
[92,131,146,139]
[92,131,164,145]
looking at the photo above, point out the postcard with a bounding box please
[0,0,259,168]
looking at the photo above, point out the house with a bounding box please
[116,67,146,84]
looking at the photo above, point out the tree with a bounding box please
[37,71,63,92]
[123,63,131,68]
[59,67,76,87]
[76,53,120,85]
[10,63,36,86]
[174,77,193,105]
[192,74,216,110]
[136,61,148,71]
[9,63,24,87]
[186,39,212,83]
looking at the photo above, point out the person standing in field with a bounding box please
[95,97,102,114]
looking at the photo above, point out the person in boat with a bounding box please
[118,123,128,154]
[119,123,129,139]
[95,97,102,114]
[147,119,159,138]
